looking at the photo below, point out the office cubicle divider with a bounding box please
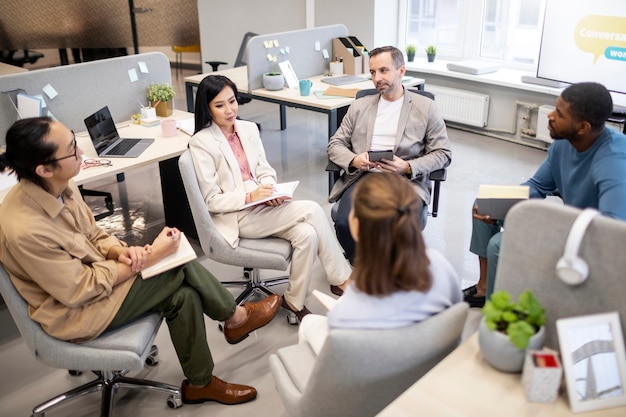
[0,52,172,146]
[246,24,349,91]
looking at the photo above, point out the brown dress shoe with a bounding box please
[281,295,312,323]
[223,294,281,344]
[181,376,257,405]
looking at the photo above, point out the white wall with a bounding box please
[197,0,305,73]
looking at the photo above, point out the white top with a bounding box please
[327,248,462,329]
[370,95,403,152]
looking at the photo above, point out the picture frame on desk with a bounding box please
[278,60,299,89]
[556,312,626,413]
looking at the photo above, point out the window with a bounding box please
[400,0,547,69]
[403,0,464,58]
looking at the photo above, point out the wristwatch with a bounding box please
[405,164,412,179]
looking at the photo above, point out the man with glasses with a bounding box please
[327,45,452,264]
[0,117,283,406]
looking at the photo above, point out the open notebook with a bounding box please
[140,232,197,279]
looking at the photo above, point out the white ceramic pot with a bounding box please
[262,73,285,91]
[478,318,545,373]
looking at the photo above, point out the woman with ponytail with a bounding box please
[299,173,461,353]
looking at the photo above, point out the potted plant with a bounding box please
[262,69,284,91]
[405,44,416,63]
[478,290,546,373]
[147,83,175,117]
[425,45,437,62]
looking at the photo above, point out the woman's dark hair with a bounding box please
[1,117,57,190]
[561,82,613,130]
[350,173,432,296]
[194,75,239,133]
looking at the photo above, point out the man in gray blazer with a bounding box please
[327,45,452,262]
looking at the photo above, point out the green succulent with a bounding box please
[147,83,175,103]
[405,44,416,54]
[482,290,546,350]
[425,45,437,55]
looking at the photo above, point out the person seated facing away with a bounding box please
[327,45,452,263]
[189,75,352,321]
[299,173,462,354]
[0,117,283,406]
[465,82,626,308]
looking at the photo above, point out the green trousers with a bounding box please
[108,260,236,386]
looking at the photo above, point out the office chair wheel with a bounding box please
[167,394,183,409]
[243,267,253,281]
[68,370,82,376]
[286,312,299,325]
[145,344,159,366]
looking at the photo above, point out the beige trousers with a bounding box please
[238,200,351,310]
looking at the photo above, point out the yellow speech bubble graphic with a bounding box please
[574,15,626,64]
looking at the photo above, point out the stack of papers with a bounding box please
[177,118,195,136]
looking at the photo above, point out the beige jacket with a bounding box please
[188,120,277,247]
[327,90,452,203]
[0,180,134,342]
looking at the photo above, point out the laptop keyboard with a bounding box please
[108,139,140,155]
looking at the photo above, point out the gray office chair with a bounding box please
[205,31,258,72]
[269,302,469,417]
[326,88,447,217]
[0,262,182,417]
[494,200,626,350]
[177,150,292,305]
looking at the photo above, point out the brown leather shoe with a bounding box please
[181,376,257,405]
[223,294,281,344]
[330,285,344,296]
[281,295,312,323]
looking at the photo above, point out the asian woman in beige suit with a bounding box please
[188,75,352,321]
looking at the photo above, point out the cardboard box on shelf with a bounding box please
[332,37,362,75]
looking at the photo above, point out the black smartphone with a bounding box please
[368,150,393,162]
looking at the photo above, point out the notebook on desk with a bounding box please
[84,106,154,158]
[321,75,367,86]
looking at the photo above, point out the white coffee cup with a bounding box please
[161,119,177,137]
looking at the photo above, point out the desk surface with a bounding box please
[250,74,423,111]
[0,110,193,203]
[377,333,626,417]
[0,62,28,75]
[185,68,425,111]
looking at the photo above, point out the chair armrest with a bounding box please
[429,168,447,182]
[325,160,341,172]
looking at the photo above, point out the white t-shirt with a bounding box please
[370,95,403,152]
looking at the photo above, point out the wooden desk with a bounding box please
[0,110,197,236]
[185,69,425,138]
[0,62,28,76]
[377,333,626,417]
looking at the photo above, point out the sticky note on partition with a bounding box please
[42,84,58,100]
[128,68,139,82]
[138,61,148,73]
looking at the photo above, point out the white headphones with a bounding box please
[556,208,601,285]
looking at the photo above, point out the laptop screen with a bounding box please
[84,106,119,154]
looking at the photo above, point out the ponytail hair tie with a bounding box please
[397,205,410,215]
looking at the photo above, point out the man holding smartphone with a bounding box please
[327,45,452,263]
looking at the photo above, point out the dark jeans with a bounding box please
[108,261,236,386]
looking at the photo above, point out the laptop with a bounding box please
[321,75,367,86]
[84,106,154,158]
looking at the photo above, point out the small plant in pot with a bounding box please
[479,289,546,373]
[405,44,416,63]
[425,45,437,62]
[262,69,285,91]
[147,83,175,117]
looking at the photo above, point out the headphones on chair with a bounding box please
[556,208,601,285]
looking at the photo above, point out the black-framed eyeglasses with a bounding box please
[45,131,77,164]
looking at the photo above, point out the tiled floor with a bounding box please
[0,66,547,416]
